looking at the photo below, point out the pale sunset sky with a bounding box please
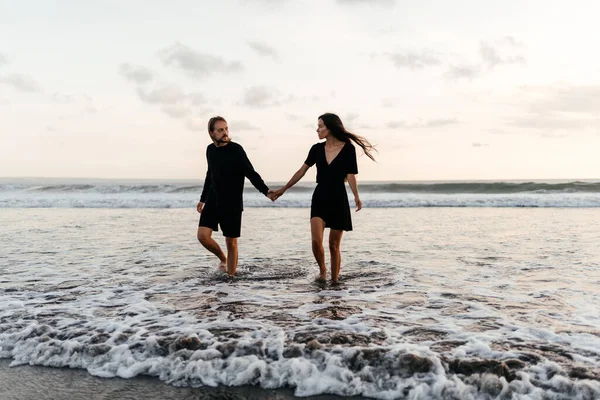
[1,0,599,182]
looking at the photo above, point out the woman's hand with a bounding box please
[273,188,286,201]
[355,197,362,212]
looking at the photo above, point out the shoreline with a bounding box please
[0,359,367,400]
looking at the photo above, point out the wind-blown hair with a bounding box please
[319,113,376,161]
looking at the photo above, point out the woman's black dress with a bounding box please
[304,141,358,231]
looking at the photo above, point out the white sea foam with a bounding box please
[2,190,600,208]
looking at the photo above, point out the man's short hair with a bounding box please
[208,116,227,133]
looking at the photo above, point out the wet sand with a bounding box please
[0,359,367,400]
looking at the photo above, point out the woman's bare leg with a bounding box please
[310,217,326,280]
[329,229,343,283]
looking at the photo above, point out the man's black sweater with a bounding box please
[199,142,269,212]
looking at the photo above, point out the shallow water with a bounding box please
[1,208,599,399]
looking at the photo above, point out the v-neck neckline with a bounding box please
[324,141,346,166]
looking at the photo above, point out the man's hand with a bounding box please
[197,201,205,213]
[267,189,279,202]
[354,197,362,212]
[268,188,285,201]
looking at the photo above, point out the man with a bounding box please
[197,116,274,277]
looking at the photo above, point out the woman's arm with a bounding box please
[346,174,362,211]
[272,163,310,200]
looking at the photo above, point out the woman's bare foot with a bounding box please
[218,260,227,272]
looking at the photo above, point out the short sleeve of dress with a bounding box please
[347,144,358,174]
[304,144,318,167]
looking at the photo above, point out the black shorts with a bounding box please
[199,204,243,238]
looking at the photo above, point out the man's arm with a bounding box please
[239,147,269,195]
[197,168,211,213]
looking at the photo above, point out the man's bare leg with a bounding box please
[310,217,327,281]
[329,229,343,284]
[197,227,227,270]
[225,237,238,277]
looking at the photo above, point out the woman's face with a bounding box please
[317,118,330,140]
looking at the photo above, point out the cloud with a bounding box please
[185,118,206,132]
[119,63,154,84]
[344,113,360,125]
[81,94,98,114]
[135,83,210,121]
[443,38,524,80]
[509,113,595,132]
[507,85,600,135]
[231,120,259,131]
[84,105,98,114]
[382,98,399,108]
[51,93,76,104]
[480,42,525,69]
[137,84,186,105]
[240,0,290,7]
[48,93,98,115]
[337,0,396,6]
[240,86,281,107]
[161,105,190,119]
[247,41,279,60]
[357,124,377,130]
[0,73,42,93]
[541,132,570,139]
[386,118,458,129]
[529,85,600,115]
[502,36,523,47]
[0,53,8,68]
[426,118,459,127]
[188,92,207,106]
[445,64,480,80]
[159,42,243,79]
[386,51,441,70]
[472,142,488,147]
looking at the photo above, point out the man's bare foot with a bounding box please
[218,260,227,272]
[314,275,326,283]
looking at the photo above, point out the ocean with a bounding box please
[1,178,599,399]
[2,178,600,209]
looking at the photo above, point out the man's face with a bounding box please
[211,120,230,144]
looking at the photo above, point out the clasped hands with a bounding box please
[267,188,285,202]
[267,189,362,211]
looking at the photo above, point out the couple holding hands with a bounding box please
[196,113,376,284]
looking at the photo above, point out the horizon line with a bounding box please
[1,176,599,183]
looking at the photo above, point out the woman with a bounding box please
[271,113,376,284]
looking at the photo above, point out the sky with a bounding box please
[1,0,599,182]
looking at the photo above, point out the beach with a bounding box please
[1,181,599,399]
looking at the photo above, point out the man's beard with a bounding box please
[215,135,230,144]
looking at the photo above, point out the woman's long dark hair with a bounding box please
[319,113,376,161]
